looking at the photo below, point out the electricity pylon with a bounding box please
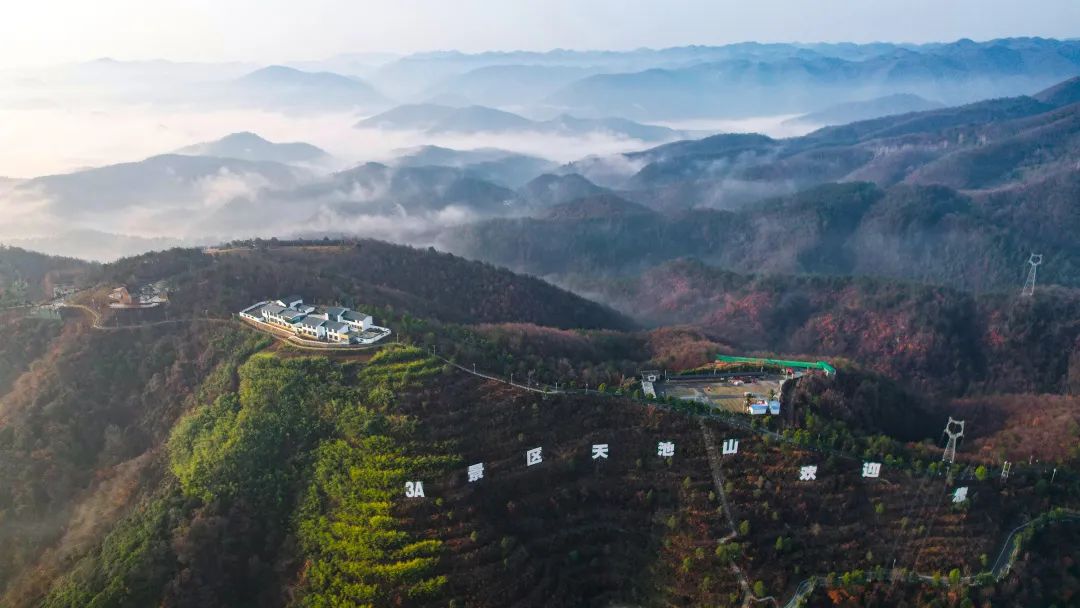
[1022,253,1043,297]
[942,417,965,465]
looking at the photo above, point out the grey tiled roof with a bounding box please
[262,303,287,315]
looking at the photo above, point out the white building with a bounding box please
[241,295,385,344]
[342,310,373,330]
[747,400,781,416]
[262,303,306,326]
[325,321,352,342]
[296,315,327,339]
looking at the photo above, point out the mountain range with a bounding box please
[441,76,1080,293]
[18,38,1080,124]
[562,76,1080,203]
[543,38,1080,119]
[4,75,1080,295]
[356,103,686,141]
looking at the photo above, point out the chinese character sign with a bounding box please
[657,441,675,458]
[862,462,881,478]
[799,465,817,481]
[952,487,968,503]
[468,463,484,483]
[591,444,609,460]
[526,447,542,467]
[405,481,425,498]
[722,439,739,455]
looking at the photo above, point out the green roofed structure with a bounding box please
[715,355,836,376]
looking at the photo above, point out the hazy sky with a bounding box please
[3,0,1079,68]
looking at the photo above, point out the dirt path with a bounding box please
[698,419,773,607]
[62,303,234,331]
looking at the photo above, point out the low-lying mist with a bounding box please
[0,92,822,261]
[0,103,689,179]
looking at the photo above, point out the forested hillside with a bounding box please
[586,259,1080,397]
[0,240,1076,606]
[99,241,630,331]
[442,80,1080,295]
[0,247,93,305]
[442,179,1079,292]
[6,344,1076,607]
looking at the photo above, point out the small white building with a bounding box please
[325,321,352,342]
[342,310,373,330]
[262,303,306,326]
[295,315,327,339]
[747,400,781,416]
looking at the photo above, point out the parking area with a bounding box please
[658,374,786,414]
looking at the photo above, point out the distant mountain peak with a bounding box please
[219,131,270,143]
[175,132,327,164]
[239,64,360,85]
[542,193,656,220]
[227,65,389,110]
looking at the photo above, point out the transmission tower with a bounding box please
[1021,253,1043,297]
[1000,461,1011,482]
[941,417,965,465]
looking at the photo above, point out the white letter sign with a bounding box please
[468,463,484,483]
[952,487,968,503]
[405,481,425,498]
